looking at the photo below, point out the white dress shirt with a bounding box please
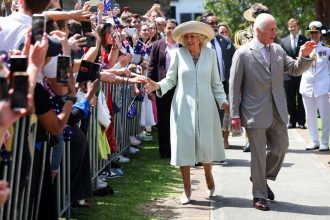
[0,12,32,51]
[207,38,225,81]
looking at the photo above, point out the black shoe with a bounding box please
[253,198,269,211]
[266,183,275,201]
[243,143,250,152]
[287,123,296,129]
[250,178,274,201]
[298,124,306,129]
[194,162,203,167]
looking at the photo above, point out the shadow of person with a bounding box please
[212,196,330,215]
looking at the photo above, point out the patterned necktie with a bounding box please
[264,46,270,67]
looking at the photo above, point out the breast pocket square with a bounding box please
[276,56,283,62]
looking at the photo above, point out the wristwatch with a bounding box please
[65,95,77,103]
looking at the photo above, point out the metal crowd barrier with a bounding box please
[0,81,143,220]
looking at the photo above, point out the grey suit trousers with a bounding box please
[245,105,289,199]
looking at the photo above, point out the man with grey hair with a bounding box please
[229,13,316,211]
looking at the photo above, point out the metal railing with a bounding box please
[0,82,142,219]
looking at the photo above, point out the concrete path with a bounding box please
[178,129,330,220]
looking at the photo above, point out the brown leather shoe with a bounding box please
[253,198,269,211]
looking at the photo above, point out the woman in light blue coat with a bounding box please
[145,21,229,204]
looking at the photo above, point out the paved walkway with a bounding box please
[177,128,330,220]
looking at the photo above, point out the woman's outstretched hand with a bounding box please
[144,78,160,93]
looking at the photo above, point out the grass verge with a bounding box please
[74,129,181,220]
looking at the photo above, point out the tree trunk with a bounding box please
[315,0,330,27]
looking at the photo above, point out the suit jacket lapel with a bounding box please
[251,42,270,74]
[159,39,166,62]
[285,36,295,56]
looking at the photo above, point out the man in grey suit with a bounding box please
[229,13,315,211]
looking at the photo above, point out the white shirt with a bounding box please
[255,39,270,67]
[290,34,298,52]
[300,42,330,97]
[207,37,225,81]
[0,12,32,51]
[165,39,179,71]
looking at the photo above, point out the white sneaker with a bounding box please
[306,143,319,150]
[96,177,108,189]
[117,155,130,163]
[137,131,153,141]
[319,144,329,151]
[130,136,141,145]
[129,146,138,154]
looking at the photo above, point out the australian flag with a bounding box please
[113,16,121,27]
[104,0,111,13]
[134,39,144,55]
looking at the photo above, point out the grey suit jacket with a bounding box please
[229,39,311,128]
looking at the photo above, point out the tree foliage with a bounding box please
[204,0,315,38]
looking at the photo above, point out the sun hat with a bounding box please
[171,21,214,45]
[243,3,269,22]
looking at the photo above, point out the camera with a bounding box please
[31,14,45,44]
[56,55,70,85]
[9,55,28,111]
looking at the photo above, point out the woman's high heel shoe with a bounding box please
[180,190,191,205]
[207,186,215,197]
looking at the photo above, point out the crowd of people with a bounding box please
[0,0,329,218]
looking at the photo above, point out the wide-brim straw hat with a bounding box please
[243,8,256,22]
[243,3,270,22]
[172,21,214,45]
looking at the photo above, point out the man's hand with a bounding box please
[300,41,317,58]
[68,34,87,51]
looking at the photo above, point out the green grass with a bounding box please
[75,129,181,220]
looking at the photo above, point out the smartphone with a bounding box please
[9,55,28,110]
[11,74,28,111]
[56,55,70,85]
[90,0,103,7]
[85,35,96,47]
[76,60,92,83]
[125,28,137,36]
[31,14,45,44]
[90,63,101,81]
[81,21,93,35]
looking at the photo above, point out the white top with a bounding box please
[0,12,32,51]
